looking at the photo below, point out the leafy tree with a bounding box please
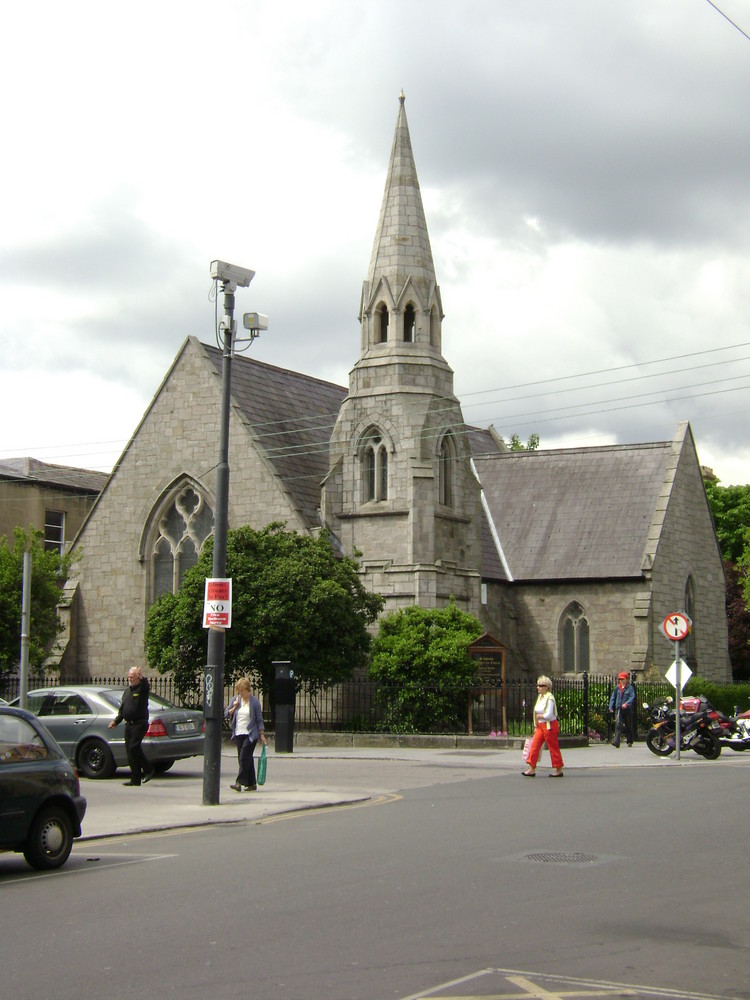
[368,601,484,732]
[725,561,750,682]
[509,432,540,452]
[145,523,384,705]
[703,474,750,680]
[0,528,77,676]
[704,477,750,563]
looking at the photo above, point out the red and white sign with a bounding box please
[203,578,232,628]
[661,613,691,642]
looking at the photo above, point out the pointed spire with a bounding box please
[366,93,436,295]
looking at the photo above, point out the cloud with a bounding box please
[1,0,750,484]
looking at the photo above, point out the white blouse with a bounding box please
[235,700,251,736]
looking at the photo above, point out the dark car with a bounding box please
[12,685,204,778]
[0,706,87,870]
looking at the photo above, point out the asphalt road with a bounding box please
[3,746,750,1000]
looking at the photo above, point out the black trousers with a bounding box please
[124,721,151,780]
[614,708,636,746]
[234,734,259,787]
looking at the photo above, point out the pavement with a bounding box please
[76,737,750,841]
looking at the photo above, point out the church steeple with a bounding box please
[322,94,482,620]
[359,93,444,353]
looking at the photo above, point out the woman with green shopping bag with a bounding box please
[225,677,267,791]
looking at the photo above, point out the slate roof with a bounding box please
[0,457,109,494]
[203,345,347,530]
[472,441,673,582]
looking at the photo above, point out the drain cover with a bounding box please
[523,851,599,864]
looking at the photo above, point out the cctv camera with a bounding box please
[210,260,255,287]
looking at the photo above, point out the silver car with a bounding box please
[13,686,204,779]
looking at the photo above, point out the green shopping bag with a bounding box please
[257,745,267,786]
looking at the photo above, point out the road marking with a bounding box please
[254,791,403,824]
[0,851,178,885]
[400,967,730,1000]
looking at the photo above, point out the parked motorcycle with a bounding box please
[643,697,721,759]
[696,697,750,752]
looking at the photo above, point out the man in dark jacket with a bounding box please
[609,671,636,748]
[109,666,154,786]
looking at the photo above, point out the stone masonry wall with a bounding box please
[72,339,306,677]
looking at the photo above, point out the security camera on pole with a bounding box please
[203,261,267,806]
[660,612,692,762]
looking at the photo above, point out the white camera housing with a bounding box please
[243,312,269,332]
[210,260,255,287]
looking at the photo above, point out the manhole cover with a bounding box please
[523,851,599,864]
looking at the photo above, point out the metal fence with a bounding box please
[1,671,674,739]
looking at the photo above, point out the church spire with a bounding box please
[360,93,443,352]
[366,92,436,292]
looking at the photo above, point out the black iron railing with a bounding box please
[1,671,675,739]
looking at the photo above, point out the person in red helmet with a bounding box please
[609,671,636,747]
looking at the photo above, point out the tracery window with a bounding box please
[438,433,455,507]
[150,485,214,603]
[362,429,388,502]
[560,602,590,674]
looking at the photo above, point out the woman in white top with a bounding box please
[225,677,267,791]
[522,675,564,778]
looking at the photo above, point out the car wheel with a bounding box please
[77,738,117,779]
[152,759,175,774]
[23,807,74,870]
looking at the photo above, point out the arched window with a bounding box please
[684,576,697,670]
[361,429,388,502]
[438,433,455,507]
[403,304,416,342]
[559,602,590,673]
[429,305,440,347]
[149,485,214,603]
[376,303,389,344]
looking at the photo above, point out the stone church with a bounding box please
[65,96,730,683]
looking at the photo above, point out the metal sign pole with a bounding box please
[675,639,681,761]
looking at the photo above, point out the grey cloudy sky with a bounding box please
[2,0,750,483]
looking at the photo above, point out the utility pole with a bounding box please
[19,549,31,710]
[203,260,266,806]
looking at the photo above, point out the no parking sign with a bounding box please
[203,577,232,628]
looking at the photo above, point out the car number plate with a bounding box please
[175,722,196,733]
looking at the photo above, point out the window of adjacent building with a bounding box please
[150,486,214,602]
[403,304,415,342]
[44,509,65,555]
[560,602,590,673]
[438,433,455,507]
[362,431,388,502]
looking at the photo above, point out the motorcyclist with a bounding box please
[609,671,636,747]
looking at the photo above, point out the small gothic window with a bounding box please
[362,430,388,502]
[684,576,696,671]
[429,305,439,347]
[438,434,454,507]
[560,602,590,673]
[403,304,416,342]
[376,303,389,344]
[149,485,214,603]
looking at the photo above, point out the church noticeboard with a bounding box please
[467,632,506,679]
[467,632,507,735]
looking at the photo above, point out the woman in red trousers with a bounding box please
[522,675,564,777]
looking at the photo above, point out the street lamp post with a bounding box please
[203,260,262,806]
